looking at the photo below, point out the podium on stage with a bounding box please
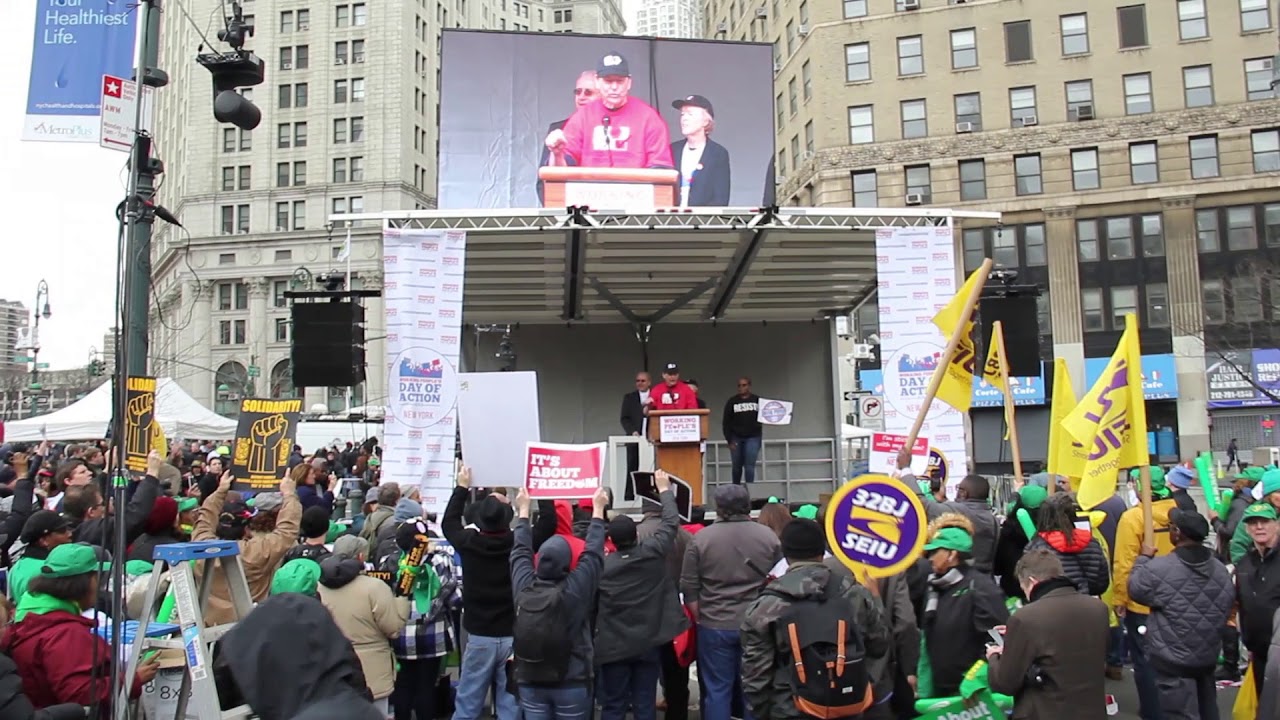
[647,409,710,505]
[538,167,679,209]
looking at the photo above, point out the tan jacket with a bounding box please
[318,575,410,699]
[192,486,301,625]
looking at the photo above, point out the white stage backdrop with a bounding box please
[382,228,467,516]
[873,225,969,484]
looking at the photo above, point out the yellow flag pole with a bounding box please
[905,258,993,451]
[993,321,1024,486]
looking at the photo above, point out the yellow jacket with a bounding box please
[1111,497,1177,613]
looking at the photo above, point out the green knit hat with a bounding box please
[1130,466,1169,498]
[1018,485,1048,510]
[326,522,348,544]
[270,559,321,597]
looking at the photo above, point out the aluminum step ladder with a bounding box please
[118,540,257,720]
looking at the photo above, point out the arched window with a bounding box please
[269,360,296,399]
[213,361,249,417]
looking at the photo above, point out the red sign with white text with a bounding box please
[524,441,606,500]
[870,432,929,477]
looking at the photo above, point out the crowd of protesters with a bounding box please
[0,434,1273,720]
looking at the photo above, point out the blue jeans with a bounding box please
[697,626,751,720]
[518,684,591,720]
[1107,624,1126,667]
[730,436,762,484]
[453,634,520,720]
[599,648,660,720]
[1124,612,1162,720]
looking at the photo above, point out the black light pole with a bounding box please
[28,280,51,418]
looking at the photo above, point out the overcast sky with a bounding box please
[1,1,130,371]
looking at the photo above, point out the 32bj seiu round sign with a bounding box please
[824,473,927,579]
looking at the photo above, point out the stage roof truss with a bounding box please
[340,207,1001,324]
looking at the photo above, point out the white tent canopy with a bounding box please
[4,378,237,442]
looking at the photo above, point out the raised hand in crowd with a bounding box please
[147,449,162,477]
[456,465,472,489]
[515,486,532,519]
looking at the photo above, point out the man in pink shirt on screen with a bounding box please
[545,51,674,170]
[646,362,699,412]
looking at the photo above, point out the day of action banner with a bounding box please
[230,398,302,492]
[524,442,605,500]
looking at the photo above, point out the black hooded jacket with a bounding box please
[442,486,516,636]
[71,475,161,549]
[222,594,378,720]
[0,651,85,720]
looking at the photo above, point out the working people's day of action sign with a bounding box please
[523,442,605,500]
[123,376,166,476]
[230,398,302,492]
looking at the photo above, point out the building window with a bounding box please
[280,9,294,32]
[1118,4,1148,47]
[1129,142,1159,184]
[351,78,365,102]
[272,279,289,307]
[221,167,236,191]
[1203,279,1226,323]
[900,99,927,139]
[1197,209,1220,252]
[844,0,866,18]
[804,121,815,154]
[954,93,981,130]
[1004,20,1032,63]
[958,159,986,201]
[1245,58,1274,100]
[1227,206,1258,250]
[276,162,289,187]
[844,43,869,82]
[1107,217,1135,259]
[1111,286,1138,329]
[1009,86,1037,124]
[1077,219,1099,261]
[1082,288,1105,331]
[274,318,291,343]
[1124,73,1153,114]
[962,229,984,272]
[1252,129,1280,172]
[1183,65,1214,107]
[776,93,784,130]
[274,202,289,231]
[1025,224,1047,266]
[991,226,1017,266]
[1266,204,1280,246]
[1060,14,1089,55]
[788,77,798,116]
[1233,276,1264,321]
[801,61,812,101]
[1178,0,1209,39]
[1072,148,1100,190]
[1145,283,1170,327]
[1065,80,1094,119]
[220,206,234,235]
[851,170,877,207]
[897,36,923,76]
[848,105,873,144]
[950,28,977,69]
[1241,0,1270,32]
[1141,214,1165,257]
[904,165,931,201]
[230,205,249,233]
[334,79,349,103]
[1190,135,1220,179]
[1014,154,1043,196]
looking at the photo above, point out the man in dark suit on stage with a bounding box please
[619,370,651,500]
[670,95,731,207]
[537,70,598,204]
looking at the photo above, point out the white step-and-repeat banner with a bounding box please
[382,228,467,515]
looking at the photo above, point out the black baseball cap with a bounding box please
[663,362,680,374]
[672,94,714,118]
[1169,508,1210,542]
[597,52,630,78]
[218,500,258,530]
[20,510,70,544]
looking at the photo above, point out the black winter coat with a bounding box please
[1026,530,1110,596]
[0,652,85,720]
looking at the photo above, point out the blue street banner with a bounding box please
[23,0,138,143]
[860,365,1047,408]
[1084,353,1179,401]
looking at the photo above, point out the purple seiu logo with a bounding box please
[1081,360,1133,461]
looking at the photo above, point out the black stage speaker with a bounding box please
[979,295,1041,377]
[290,302,367,388]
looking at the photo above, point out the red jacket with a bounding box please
[0,610,143,709]
[649,381,699,411]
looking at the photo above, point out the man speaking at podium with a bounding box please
[544,52,674,170]
[646,362,699,412]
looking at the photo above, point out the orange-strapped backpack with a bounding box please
[765,574,874,719]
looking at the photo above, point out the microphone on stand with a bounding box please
[602,114,615,168]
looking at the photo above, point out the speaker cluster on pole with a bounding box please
[290,302,367,388]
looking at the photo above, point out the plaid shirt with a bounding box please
[393,548,461,661]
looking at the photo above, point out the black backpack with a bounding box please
[766,575,873,719]
[512,581,573,684]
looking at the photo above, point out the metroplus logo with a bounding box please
[933,303,947,312]
[878,279,890,288]
[424,495,438,505]
[880,330,894,339]
[426,470,441,479]
[421,242,439,251]
[937,433,953,442]
[911,240,928,249]
[442,283,460,293]
[388,332,399,341]
[916,315,933,324]
[417,319,436,330]
[932,252,949,262]
[385,280,398,290]
[439,308,457,318]
[912,291,929,300]
[408,429,423,439]
[386,255,399,264]
[441,335,458,344]
[425,443,442,453]
[419,268,437,278]
[407,456,423,465]
[911,266,929,274]
[934,278,950,287]
[443,257,460,266]
[416,294,434,303]
[876,255,890,264]
[387,307,399,316]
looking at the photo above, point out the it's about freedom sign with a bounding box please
[524,442,605,500]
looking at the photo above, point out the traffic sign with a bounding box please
[12,356,30,363]
[36,363,49,369]
[842,390,858,401]
[100,74,154,153]
[857,395,885,432]
[248,365,260,378]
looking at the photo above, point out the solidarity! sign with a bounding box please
[231,398,303,492]
[123,376,165,476]
[824,473,927,578]
[524,441,605,500]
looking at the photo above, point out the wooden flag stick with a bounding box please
[905,258,993,451]
[1139,465,1155,548]
[993,321,1024,486]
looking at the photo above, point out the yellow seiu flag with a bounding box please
[931,267,986,413]
[1062,314,1150,510]
[1048,357,1087,481]
[985,323,1011,440]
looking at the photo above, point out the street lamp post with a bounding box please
[28,280,51,419]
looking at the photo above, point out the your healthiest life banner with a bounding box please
[382,228,467,517]
[873,225,969,486]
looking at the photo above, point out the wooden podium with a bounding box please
[647,409,710,505]
[538,167,679,209]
